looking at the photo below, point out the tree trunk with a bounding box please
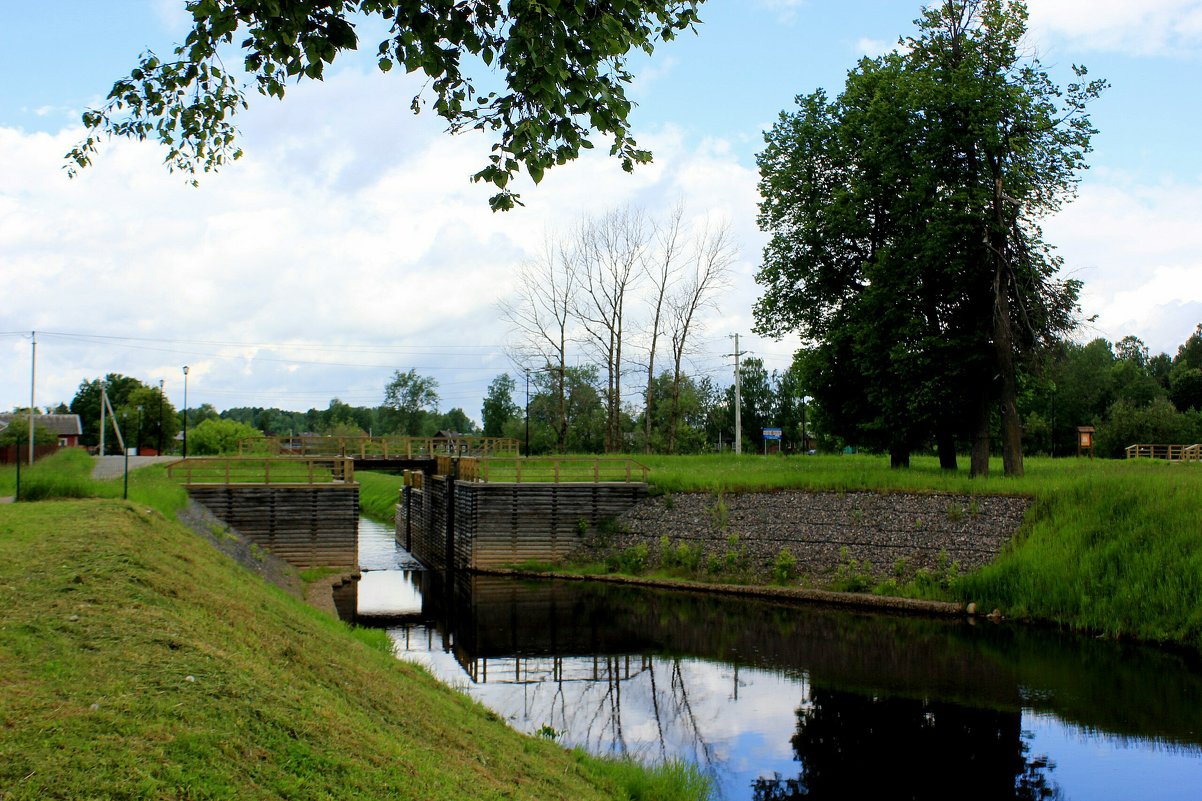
[995,305,1025,476]
[970,389,991,478]
[989,164,1024,477]
[555,365,568,454]
[937,426,958,471]
[889,443,910,469]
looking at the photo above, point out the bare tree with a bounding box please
[640,204,687,453]
[575,208,650,452]
[499,235,579,452]
[666,219,736,452]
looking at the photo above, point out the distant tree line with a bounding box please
[479,357,814,456]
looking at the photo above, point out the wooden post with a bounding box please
[404,482,413,552]
[445,459,458,571]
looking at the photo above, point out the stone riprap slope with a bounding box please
[594,491,1030,582]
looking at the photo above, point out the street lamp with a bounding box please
[182,365,189,458]
[524,368,530,458]
[157,379,164,455]
[800,394,809,454]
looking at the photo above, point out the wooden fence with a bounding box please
[166,456,355,485]
[1125,444,1202,462]
[238,435,520,458]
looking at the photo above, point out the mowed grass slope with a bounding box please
[0,499,706,800]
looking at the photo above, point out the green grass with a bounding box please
[956,467,1202,648]
[0,499,711,801]
[639,451,1111,495]
[356,471,405,522]
[0,449,189,513]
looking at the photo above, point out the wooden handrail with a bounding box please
[165,456,355,485]
[473,457,650,484]
[237,435,521,457]
[1125,444,1202,462]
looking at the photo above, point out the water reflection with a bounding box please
[752,691,1059,800]
[350,520,1202,800]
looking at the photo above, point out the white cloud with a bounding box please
[1043,177,1202,354]
[855,37,897,58]
[754,0,810,24]
[0,68,767,415]
[1027,0,1202,54]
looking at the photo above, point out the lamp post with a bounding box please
[136,405,143,456]
[800,395,809,454]
[182,365,190,458]
[524,368,530,458]
[157,379,164,455]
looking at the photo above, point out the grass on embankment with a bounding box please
[356,470,406,523]
[640,453,1202,652]
[0,499,708,800]
[0,448,189,514]
[957,466,1202,648]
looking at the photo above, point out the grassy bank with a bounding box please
[0,497,709,800]
[356,470,405,523]
[636,453,1202,651]
[957,465,1202,648]
[0,448,189,512]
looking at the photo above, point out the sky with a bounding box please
[2,0,1202,424]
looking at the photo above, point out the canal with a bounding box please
[352,517,1202,800]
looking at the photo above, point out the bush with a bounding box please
[1095,398,1197,457]
[771,548,798,584]
[605,544,649,575]
[188,419,263,455]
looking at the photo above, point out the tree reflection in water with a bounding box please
[375,573,1202,800]
[751,689,1060,801]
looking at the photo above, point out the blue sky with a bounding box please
[3,1,1202,420]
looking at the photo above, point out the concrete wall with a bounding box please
[187,484,359,568]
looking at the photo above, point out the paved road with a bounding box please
[91,455,179,480]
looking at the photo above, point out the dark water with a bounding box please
[353,517,1202,800]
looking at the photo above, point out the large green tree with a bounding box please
[383,369,439,436]
[481,373,519,438]
[70,374,154,454]
[755,0,1103,475]
[68,0,702,210]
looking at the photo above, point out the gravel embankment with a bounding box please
[589,490,1030,582]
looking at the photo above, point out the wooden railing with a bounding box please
[401,457,649,487]
[238,435,520,458]
[1125,444,1202,462]
[474,457,649,484]
[166,457,355,485]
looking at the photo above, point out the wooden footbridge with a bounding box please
[1125,444,1202,462]
[238,435,520,473]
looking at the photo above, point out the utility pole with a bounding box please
[726,333,747,455]
[28,331,36,465]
